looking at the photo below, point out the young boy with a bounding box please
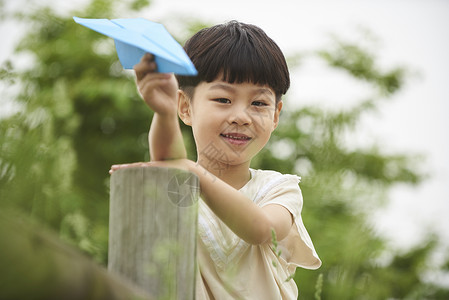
[111,20,321,299]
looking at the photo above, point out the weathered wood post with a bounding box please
[108,166,199,300]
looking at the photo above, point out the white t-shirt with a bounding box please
[196,169,321,300]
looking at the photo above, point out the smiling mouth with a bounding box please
[220,133,251,140]
[220,133,252,145]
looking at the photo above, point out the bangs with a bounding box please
[177,21,290,100]
[211,35,283,90]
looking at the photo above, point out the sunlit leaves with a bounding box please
[318,36,407,96]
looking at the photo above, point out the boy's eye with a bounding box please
[212,98,231,104]
[252,100,268,107]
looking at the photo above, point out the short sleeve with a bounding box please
[257,174,321,271]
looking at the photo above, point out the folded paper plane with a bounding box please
[73,17,197,76]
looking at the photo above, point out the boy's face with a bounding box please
[179,79,282,171]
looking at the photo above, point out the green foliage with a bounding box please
[0,0,153,263]
[318,34,406,96]
[129,0,151,11]
[1,0,448,298]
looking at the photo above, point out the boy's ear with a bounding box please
[178,90,192,126]
[272,100,283,131]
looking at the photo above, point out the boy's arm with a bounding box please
[110,159,293,245]
[134,54,187,160]
[148,111,187,161]
[189,162,294,245]
[117,159,293,245]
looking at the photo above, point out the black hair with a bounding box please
[176,21,290,102]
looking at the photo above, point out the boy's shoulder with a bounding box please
[250,168,301,184]
[245,169,302,204]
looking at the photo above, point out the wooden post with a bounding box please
[108,166,199,300]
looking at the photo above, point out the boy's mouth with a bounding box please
[220,133,252,145]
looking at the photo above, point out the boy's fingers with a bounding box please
[139,72,172,85]
[134,53,157,80]
[142,53,154,62]
[110,162,154,170]
[137,53,154,65]
[137,72,172,92]
[134,62,157,81]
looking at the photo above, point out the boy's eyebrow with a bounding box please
[209,83,237,93]
[209,83,274,96]
[255,88,274,97]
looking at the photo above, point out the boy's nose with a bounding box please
[228,107,252,125]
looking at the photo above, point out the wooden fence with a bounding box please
[0,209,152,300]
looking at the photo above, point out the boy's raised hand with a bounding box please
[133,53,178,116]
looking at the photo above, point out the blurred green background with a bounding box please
[0,0,448,298]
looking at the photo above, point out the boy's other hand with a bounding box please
[133,53,178,116]
[109,162,153,174]
[109,159,194,175]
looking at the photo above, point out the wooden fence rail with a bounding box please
[0,210,152,300]
[108,166,199,300]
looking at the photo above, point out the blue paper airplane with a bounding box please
[73,17,197,76]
